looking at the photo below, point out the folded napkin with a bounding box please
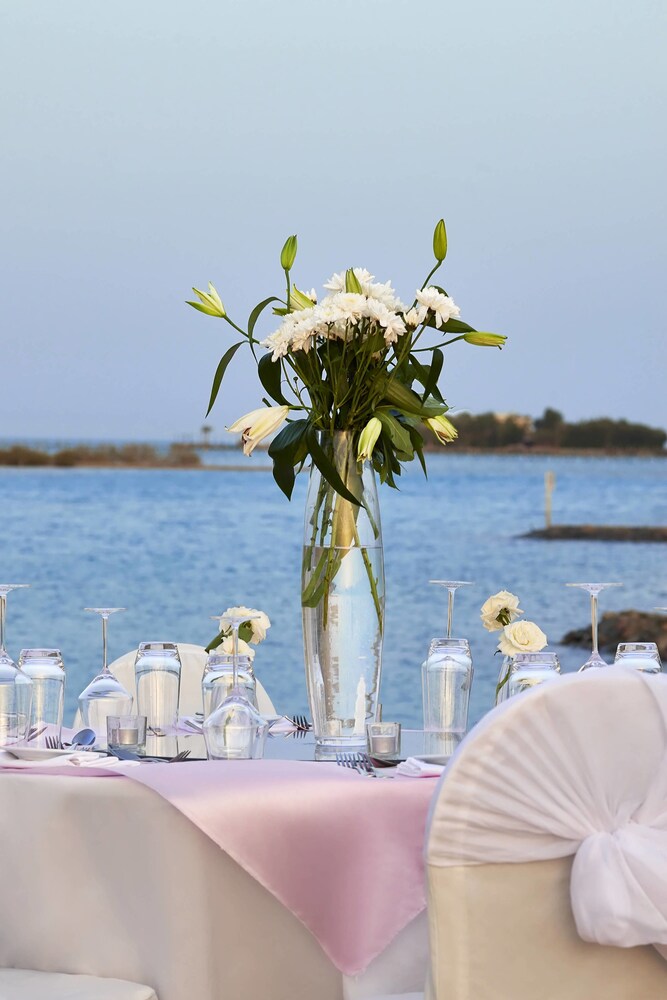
[0,750,138,770]
[397,756,446,778]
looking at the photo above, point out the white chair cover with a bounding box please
[427,668,667,954]
[0,968,157,999]
[75,643,276,724]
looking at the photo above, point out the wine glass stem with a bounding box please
[102,615,109,674]
[0,594,6,655]
[590,593,599,657]
[447,590,454,639]
[232,623,240,693]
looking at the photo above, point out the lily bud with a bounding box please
[357,417,382,463]
[463,332,507,348]
[280,235,298,271]
[433,219,448,262]
[345,268,363,294]
[289,285,317,311]
[424,414,458,445]
[187,283,226,317]
[227,405,290,456]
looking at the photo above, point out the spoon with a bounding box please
[68,728,97,749]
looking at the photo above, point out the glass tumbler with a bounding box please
[614,642,662,674]
[508,651,561,696]
[135,642,182,734]
[107,714,147,753]
[18,648,65,747]
[202,652,256,719]
[422,638,473,733]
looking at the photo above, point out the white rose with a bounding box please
[480,590,523,632]
[222,606,271,644]
[215,636,255,661]
[497,620,547,657]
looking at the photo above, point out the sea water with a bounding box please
[0,453,664,727]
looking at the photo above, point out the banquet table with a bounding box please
[0,733,443,1000]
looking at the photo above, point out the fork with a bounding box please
[44,735,63,750]
[335,751,377,777]
[288,714,312,732]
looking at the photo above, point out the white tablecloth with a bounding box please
[0,773,427,1000]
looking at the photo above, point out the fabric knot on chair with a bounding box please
[571,821,667,949]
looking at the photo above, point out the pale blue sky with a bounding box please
[1,0,665,440]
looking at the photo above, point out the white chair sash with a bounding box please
[426,668,667,953]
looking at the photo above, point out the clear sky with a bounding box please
[1,0,665,441]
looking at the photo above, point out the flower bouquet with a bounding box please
[189,219,506,745]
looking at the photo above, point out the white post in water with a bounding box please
[545,470,555,529]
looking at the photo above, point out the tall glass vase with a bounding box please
[302,431,385,747]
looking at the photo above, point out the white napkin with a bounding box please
[0,750,138,770]
[396,756,446,778]
[268,717,298,734]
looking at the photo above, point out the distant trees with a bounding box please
[424,408,666,453]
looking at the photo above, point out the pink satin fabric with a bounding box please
[0,760,436,974]
[128,760,435,975]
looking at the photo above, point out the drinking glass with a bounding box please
[202,652,256,719]
[78,608,133,743]
[135,641,182,734]
[429,580,474,639]
[366,722,401,757]
[0,585,32,746]
[422,638,473,733]
[566,583,622,670]
[203,612,268,759]
[614,642,662,674]
[508,651,561,696]
[18,648,65,748]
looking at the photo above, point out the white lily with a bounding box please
[357,417,382,462]
[424,414,458,445]
[227,406,290,456]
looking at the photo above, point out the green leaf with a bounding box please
[382,379,446,418]
[271,456,296,500]
[422,348,444,402]
[205,342,243,417]
[306,426,364,507]
[407,424,428,477]
[439,317,476,334]
[248,296,281,340]
[258,352,290,406]
[268,419,310,500]
[376,410,414,458]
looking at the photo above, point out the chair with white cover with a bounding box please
[425,667,667,1000]
[74,642,276,725]
[0,968,157,1000]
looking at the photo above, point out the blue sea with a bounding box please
[0,453,665,726]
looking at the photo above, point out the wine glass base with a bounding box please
[578,654,609,671]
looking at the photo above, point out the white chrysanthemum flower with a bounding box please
[367,279,405,313]
[305,288,317,302]
[404,307,422,327]
[414,287,461,328]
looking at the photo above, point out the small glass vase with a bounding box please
[302,431,385,747]
[507,651,561,696]
[495,655,514,705]
[202,653,257,719]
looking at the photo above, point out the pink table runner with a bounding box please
[0,759,436,974]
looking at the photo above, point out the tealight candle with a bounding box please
[107,714,147,753]
[367,721,401,757]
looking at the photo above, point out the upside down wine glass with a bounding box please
[0,585,32,746]
[566,583,622,670]
[203,612,267,759]
[201,614,257,719]
[78,608,133,741]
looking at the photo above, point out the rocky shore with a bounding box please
[523,525,667,543]
[562,611,667,658]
